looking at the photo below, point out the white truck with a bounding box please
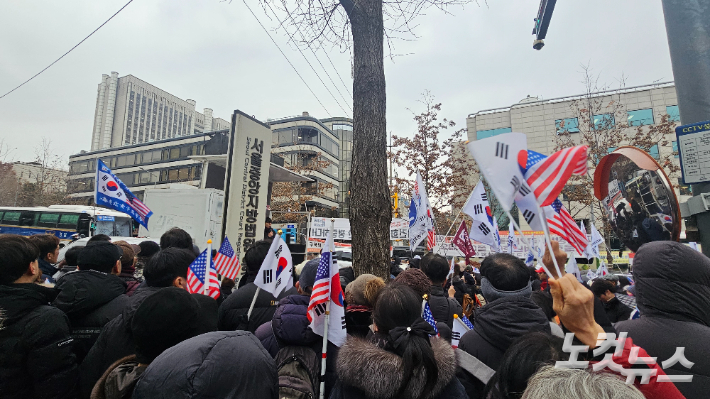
[138,188,224,251]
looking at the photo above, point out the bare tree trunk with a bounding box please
[343,0,391,279]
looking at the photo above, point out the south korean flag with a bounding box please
[95,159,152,228]
[463,181,497,249]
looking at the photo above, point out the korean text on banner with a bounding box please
[222,111,272,267]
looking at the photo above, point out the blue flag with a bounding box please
[95,159,153,228]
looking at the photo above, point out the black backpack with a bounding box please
[275,345,321,399]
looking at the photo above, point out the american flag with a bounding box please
[213,237,240,280]
[307,250,333,320]
[525,146,588,206]
[426,230,436,251]
[306,232,347,347]
[421,301,439,336]
[460,314,474,330]
[187,249,221,299]
[547,199,588,256]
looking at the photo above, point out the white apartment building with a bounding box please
[465,81,689,227]
[91,72,230,151]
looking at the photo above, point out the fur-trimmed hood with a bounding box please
[336,336,457,399]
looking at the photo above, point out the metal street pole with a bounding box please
[661,0,710,256]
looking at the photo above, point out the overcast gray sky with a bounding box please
[0,0,673,164]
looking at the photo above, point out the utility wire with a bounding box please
[242,0,332,118]
[0,0,134,100]
[265,2,352,113]
[323,49,353,99]
[261,2,351,117]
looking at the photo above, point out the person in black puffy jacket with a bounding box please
[218,240,297,332]
[616,241,710,399]
[420,253,462,329]
[132,330,277,399]
[0,235,78,399]
[456,253,551,399]
[78,248,218,399]
[53,241,130,363]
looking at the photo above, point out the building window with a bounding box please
[667,105,680,123]
[298,128,319,144]
[672,141,679,158]
[332,124,353,131]
[649,144,659,159]
[627,109,654,126]
[555,118,579,134]
[476,127,512,140]
[320,133,339,157]
[593,114,615,129]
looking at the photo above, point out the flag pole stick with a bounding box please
[247,287,260,320]
[533,202,563,278]
[504,210,556,278]
[318,219,335,399]
[205,240,213,296]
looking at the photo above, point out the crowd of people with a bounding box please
[0,228,708,399]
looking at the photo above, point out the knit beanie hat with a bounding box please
[131,288,205,364]
[392,268,432,298]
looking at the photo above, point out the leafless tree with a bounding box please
[390,92,475,231]
[254,0,470,278]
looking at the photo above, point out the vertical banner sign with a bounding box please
[222,111,273,267]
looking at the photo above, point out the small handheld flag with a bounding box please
[421,300,439,336]
[213,237,240,280]
[565,256,583,283]
[460,314,474,330]
[306,230,346,347]
[524,145,588,207]
[95,159,153,228]
[187,249,220,299]
[255,233,294,297]
[451,314,470,349]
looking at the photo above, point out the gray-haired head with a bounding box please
[521,366,645,399]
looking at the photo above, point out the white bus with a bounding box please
[0,205,134,241]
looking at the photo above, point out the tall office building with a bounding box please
[90,72,230,151]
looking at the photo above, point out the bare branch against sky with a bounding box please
[0,0,672,162]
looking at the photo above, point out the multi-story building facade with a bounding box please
[91,72,230,151]
[465,81,689,229]
[11,161,67,192]
[268,113,343,213]
[321,117,354,218]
